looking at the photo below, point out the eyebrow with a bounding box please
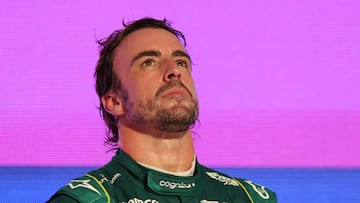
[131,50,161,66]
[131,50,192,66]
[172,50,192,63]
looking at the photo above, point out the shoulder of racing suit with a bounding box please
[199,165,278,203]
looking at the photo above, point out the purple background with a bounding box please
[1,0,359,167]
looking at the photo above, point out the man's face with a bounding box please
[112,28,198,132]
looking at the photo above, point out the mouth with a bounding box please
[161,87,190,98]
[156,81,193,99]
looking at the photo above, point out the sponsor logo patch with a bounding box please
[159,180,196,190]
[123,198,159,203]
[206,172,239,186]
[98,172,122,184]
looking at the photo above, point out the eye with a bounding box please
[141,58,156,68]
[176,59,190,68]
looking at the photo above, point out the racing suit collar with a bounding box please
[113,149,202,195]
[138,154,196,177]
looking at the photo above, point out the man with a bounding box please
[47,17,277,203]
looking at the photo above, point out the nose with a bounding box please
[163,61,181,81]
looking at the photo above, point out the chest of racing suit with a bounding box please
[48,150,277,203]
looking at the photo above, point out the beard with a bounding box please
[120,81,199,132]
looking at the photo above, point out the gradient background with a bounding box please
[1,0,359,202]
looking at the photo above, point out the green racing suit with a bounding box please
[47,149,277,203]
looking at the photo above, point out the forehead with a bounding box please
[115,28,187,56]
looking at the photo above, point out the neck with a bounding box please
[118,125,195,173]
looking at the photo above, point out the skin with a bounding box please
[101,28,199,172]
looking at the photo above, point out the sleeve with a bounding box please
[47,194,80,203]
[46,174,111,203]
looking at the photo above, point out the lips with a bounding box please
[156,81,192,99]
[161,87,190,98]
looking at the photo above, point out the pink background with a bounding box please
[0,0,359,167]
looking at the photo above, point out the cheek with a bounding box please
[122,71,162,102]
[129,81,158,101]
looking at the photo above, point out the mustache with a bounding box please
[155,80,192,98]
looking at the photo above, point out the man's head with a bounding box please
[94,18,199,147]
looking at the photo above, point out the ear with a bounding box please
[101,92,125,116]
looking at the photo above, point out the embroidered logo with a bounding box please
[206,172,239,186]
[123,198,159,203]
[244,180,270,199]
[98,173,122,184]
[110,173,121,184]
[200,200,228,203]
[159,180,196,190]
[67,179,100,195]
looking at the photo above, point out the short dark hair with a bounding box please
[94,17,187,148]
